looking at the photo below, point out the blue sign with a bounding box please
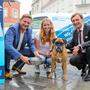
[0,0,4,84]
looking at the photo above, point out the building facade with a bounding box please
[3,1,20,27]
[31,0,41,14]
[31,0,90,14]
[75,0,90,14]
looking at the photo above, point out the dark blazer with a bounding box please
[5,23,35,60]
[67,24,90,50]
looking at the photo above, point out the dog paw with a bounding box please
[47,76,52,79]
[47,73,52,79]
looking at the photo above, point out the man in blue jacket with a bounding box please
[5,14,38,79]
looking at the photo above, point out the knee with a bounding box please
[46,58,51,65]
[30,57,43,65]
[69,55,80,66]
[69,56,78,66]
[69,58,74,66]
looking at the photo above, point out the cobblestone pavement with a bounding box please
[3,57,90,90]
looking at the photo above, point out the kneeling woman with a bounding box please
[34,18,56,76]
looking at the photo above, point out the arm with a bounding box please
[80,41,90,48]
[80,26,90,48]
[66,33,76,51]
[5,27,31,64]
[34,37,40,50]
[5,27,22,60]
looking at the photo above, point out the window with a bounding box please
[3,8,8,17]
[81,0,86,4]
[12,9,18,18]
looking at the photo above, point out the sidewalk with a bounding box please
[4,59,90,90]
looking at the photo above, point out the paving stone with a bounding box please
[4,57,90,90]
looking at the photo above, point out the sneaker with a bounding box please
[46,67,51,76]
[5,72,13,80]
[35,65,40,74]
[44,63,51,69]
[35,71,40,74]
[12,66,26,75]
[84,73,90,81]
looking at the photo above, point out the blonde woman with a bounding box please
[34,18,56,76]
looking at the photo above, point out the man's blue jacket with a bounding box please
[5,23,35,60]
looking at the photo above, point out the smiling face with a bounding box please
[71,14,83,30]
[42,20,52,33]
[40,18,55,44]
[20,17,32,31]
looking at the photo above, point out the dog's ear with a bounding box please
[62,39,67,44]
[52,38,57,44]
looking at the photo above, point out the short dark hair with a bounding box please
[71,13,83,21]
[20,14,32,20]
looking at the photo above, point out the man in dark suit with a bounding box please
[67,13,90,81]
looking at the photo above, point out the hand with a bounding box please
[20,55,30,64]
[45,51,51,57]
[34,50,45,60]
[72,46,80,55]
[34,50,40,57]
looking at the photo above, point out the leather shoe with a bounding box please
[35,71,40,74]
[81,65,88,77]
[84,74,90,81]
[84,71,90,81]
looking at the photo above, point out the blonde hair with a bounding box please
[20,14,32,20]
[40,18,55,44]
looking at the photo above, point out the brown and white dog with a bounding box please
[48,38,68,80]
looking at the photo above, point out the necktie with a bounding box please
[78,29,85,52]
[78,30,84,44]
[79,30,81,44]
[78,30,81,44]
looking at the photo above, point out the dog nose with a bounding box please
[56,47,62,53]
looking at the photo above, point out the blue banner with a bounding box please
[0,0,3,28]
[56,15,90,42]
[0,0,4,84]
